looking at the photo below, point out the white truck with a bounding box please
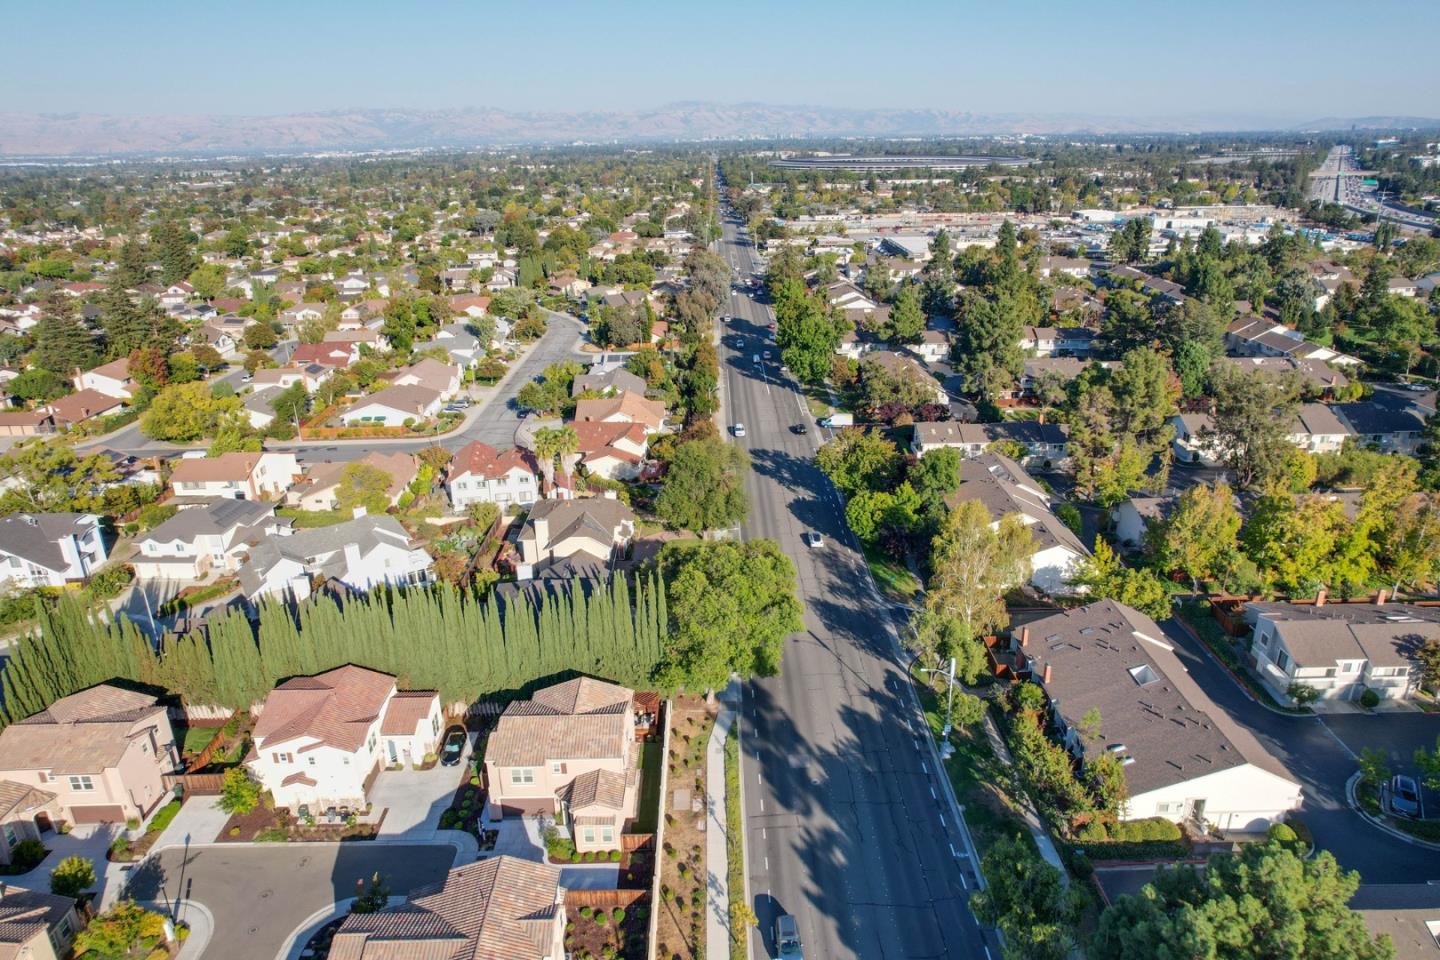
[818,413,853,429]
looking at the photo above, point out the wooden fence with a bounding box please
[621,833,654,854]
[163,772,226,796]
[565,888,648,909]
[184,727,232,773]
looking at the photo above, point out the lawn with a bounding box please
[182,726,220,756]
[631,742,663,834]
[862,544,920,602]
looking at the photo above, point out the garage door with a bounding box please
[70,805,126,824]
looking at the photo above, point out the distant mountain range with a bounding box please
[0,103,1436,158]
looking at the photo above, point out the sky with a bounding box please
[8,0,1439,122]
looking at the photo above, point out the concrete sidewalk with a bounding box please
[706,686,743,960]
[981,713,1068,881]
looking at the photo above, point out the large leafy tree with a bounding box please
[1072,539,1172,621]
[1149,482,1242,589]
[655,436,750,535]
[140,381,243,442]
[888,283,926,343]
[773,277,846,383]
[1242,494,1347,597]
[658,540,803,690]
[1205,362,1302,489]
[969,835,1072,960]
[816,428,901,498]
[335,463,395,516]
[912,498,1033,682]
[1091,841,1393,960]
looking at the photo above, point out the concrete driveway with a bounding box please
[123,844,455,960]
[369,756,468,839]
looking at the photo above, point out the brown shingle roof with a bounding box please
[573,391,665,430]
[0,683,164,774]
[447,441,540,484]
[170,451,267,484]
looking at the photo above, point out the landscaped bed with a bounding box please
[109,799,183,862]
[219,803,382,843]
[654,694,715,960]
[564,899,651,960]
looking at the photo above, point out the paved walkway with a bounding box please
[152,797,231,850]
[706,687,741,960]
[980,713,1067,881]
[4,823,123,903]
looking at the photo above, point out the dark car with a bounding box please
[775,914,803,959]
[440,726,468,766]
[1389,774,1422,818]
[790,423,808,435]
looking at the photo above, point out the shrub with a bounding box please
[50,855,96,896]
[218,768,263,814]
[612,907,625,923]
[609,849,621,862]
[579,906,593,919]
[1075,821,1108,842]
[594,912,608,926]
[254,827,288,843]
[1360,688,1380,709]
[7,838,46,872]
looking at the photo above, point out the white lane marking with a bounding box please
[762,828,767,840]
[764,856,769,871]
[939,813,946,827]
[921,762,928,775]
[985,946,993,960]
[959,871,968,889]
[930,785,937,800]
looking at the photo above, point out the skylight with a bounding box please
[1128,663,1160,686]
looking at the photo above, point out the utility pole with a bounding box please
[919,656,958,759]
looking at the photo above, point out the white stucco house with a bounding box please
[169,451,302,501]
[339,385,443,427]
[0,513,110,589]
[132,499,288,582]
[1018,601,1304,832]
[446,441,543,509]
[248,665,442,811]
[236,512,432,604]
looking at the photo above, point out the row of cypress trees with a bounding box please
[0,571,669,723]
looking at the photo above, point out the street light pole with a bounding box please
[918,656,957,759]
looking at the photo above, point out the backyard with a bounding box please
[565,897,650,960]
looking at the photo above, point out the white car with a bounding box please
[732,423,746,437]
[805,532,824,548]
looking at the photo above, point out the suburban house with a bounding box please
[1169,413,1223,466]
[1013,601,1303,832]
[0,887,83,960]
[1218,356,1349,397]
[1019,326,1097,358]
[237,512,433,604]
[290,342,359,369]
[1111,495,1174,550]
[132,499,287,582]
[248,666,442,811]
[279,302,327,327]
[0,513,110,589]
[339,385,443,427]
[74,358,136,399]
[517,499,635,579]
[573,390,666,434]
[45,389,127,426]
[287,452,419,512]
[250,364,332,394]
[1225,316,1360,367]
[910,421,1070,467]
[1173,403,1357,464]
[0,683,178,825]
[445,441,542,510]
[0,410,56,437]
[1332,396,1430,455]
[392,358,462,400]
[0,780,63,865]
[1287,403,1353,454]
[862,351,949,406]
[329,857,564,960]
[1245,599,1438,703]
[1037,256,1092,280]
[945,453,1089,595]
[169,451,302,501]
[484,677,638,852]
[573,421,648,481]
[572,367,647,398]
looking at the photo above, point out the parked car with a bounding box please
[791,423,808,435]
[1389,774,1422,818]
[775,914,803,959]
[440,726,468,766]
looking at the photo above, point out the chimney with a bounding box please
[1376,588,1389,605]
[1042,663,1052,685]
[1019,626,1030,648]
[1315,588,1327,607]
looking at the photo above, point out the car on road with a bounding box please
[752,354,761,364]
[732,423,746,437]
[775,914,803,959]
[1403,382,1430,392]
[790,423,808,435]
[762,350,772,360]
[804,532,824,548]
[1389,774,1422,818]
[240,373,252,383]
[439,726,468,766]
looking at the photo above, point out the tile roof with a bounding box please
[487,677,633,767]
[573,391,665,429]
[380,691,439,736]
[348,384,442,416]
[447,442,540,484]
[251,665,397,753]
[46,388,125,423]
[0,780,56,820]
[170,451,270,484]
[556,768,627,811]
[0,888,76,948]
[330,857,561,960]
[0,683,164,773]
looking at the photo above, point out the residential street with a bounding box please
[1158,617,1440,888]
[78,310,588,465]
[122,843,455,960]
[717,210,995,959]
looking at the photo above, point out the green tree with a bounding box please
[969,835,1072,960]
[1242,494,1347,597]
[49,854,96,897]
[816,429,901,497]
[1206,361,1302,489]
[912,498,1034,681]
[269,382,311,426]
[1072,539,1171,621]
[1149,482,1242,589]
[141,381,243,442]
[32,307,99,376]
[1091,841,1393,960]
[218,768,263,815]
[888,283,926,343]
[655,436,750,535]
[658,540,803,690]
[336,463,395,516]
[188,263,227,300]
[773,278,846,383]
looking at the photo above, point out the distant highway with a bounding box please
[1309,144,1435,230]
[770,154,1033,172]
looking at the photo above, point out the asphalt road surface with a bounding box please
[124,842,456,960]
[715,204,995,959]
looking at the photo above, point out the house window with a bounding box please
[368,733,377,753]
[3,824,16,848]
[273,752,292,764]
[601,826,614,843]
[68,775,95,792]
[431,715,440,736]
[551,762,563,775]
[1341,662,1359,674]
[1275,651,1290,672]
[1155,801,1183,815]
[512,768,534,785]
[581,826,595,843]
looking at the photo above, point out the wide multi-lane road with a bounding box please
[715,202,994,959]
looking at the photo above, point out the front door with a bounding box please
[387,740,398,764]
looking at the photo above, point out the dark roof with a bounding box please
[0,513,100,573]
[945,453,1088,558]
[141,499,276,545]
[1248,601,1440,668]
[1332,399,1427,437]
[1020,601,1297,795]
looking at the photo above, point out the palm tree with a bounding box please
[532,425,578,484]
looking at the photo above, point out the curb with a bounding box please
[1344,772,1440,851]
[1169,615,1312,719]
[137,899,213,960]
[273,894,403,960]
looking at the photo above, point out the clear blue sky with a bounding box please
[11,0,1438,120]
